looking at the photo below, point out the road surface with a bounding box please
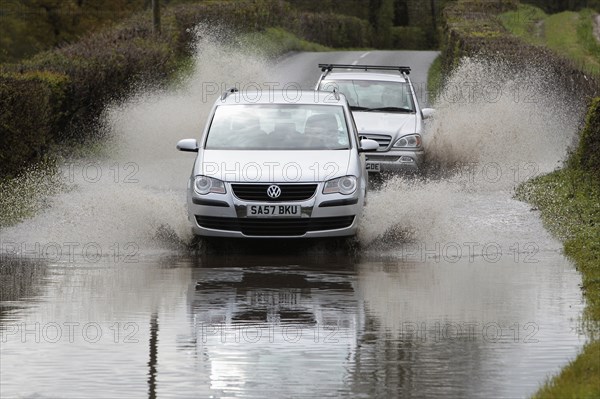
[0,49,585,398]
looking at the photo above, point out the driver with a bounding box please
[381,86,404,108]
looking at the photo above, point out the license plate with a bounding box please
[366,162,380,173]
[247,204,301,217]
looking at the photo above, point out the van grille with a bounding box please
[231,184,317,202]
[196,216,355,236]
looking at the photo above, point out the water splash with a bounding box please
[425,57,581,172]
[0,47,586,254]
[0,27,274,255]
[358,57,585,246]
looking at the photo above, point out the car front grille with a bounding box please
[195,216,355,236]
[360,134,392,151]
[366,155,401,162]
[231,184,318,202]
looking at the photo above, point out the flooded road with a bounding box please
[0,238,583,398]
[0,34,589,398]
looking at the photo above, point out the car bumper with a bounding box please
[366,149,424,173]
[187,182,363,238]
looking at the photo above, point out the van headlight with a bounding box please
[323,176,357,195]
[194,176,226,195]
[393,134,422,148]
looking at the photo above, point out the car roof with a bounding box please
[322,71,407,83]
[217,89,348,106]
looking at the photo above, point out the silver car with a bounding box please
[176,89,379,238]
[316,64,434,173]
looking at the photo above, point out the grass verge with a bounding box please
[498,3,547,44]
[499,4,600,76]
[533,340,600,398]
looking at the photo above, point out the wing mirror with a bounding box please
[359,138,379,152]
[176,139,199,152]
[422,108,436,120]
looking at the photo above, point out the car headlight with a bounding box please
[323,176,357,195]
[194,176,226,195]
[393,134,422,148]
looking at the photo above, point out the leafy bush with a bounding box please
[0,0,376,178]
[0,71,68,177]
[442,0,599,99]
[241,28,331,58]
[390,26,428,49]
[286,12,372,48]
[573,97,600,181]
[18,16,178,141]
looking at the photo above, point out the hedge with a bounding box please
[441,0,599,99]
[573,97,600,180]
[285,12,372,48]
[0,0,373,178]
[390,26,429,50]
[440,0,600,179]
[0,71,68,176]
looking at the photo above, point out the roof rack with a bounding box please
[221,87,238,100]
[318,64,411,75]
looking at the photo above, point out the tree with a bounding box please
[152,0,160,33]
[370,0,395,48]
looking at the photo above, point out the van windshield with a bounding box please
[205,104,351,150]
[320,80,415,113]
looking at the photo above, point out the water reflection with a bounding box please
[185,257,360,398]
[177,249,582,398]
[351,254,583,398]
[0,256,192,398]
[0,247,584,398]
[0,256,48,318]
[147,312,159,399]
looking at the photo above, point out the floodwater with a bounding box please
[0,33,589,398]
[0,235,585,398]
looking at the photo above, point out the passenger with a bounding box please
[304,113,339,148]
[270,123,302,148]
[231,114,268,147]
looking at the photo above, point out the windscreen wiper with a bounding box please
[368,107,413,113]
[349,106,370,111]
[329,146,350,150]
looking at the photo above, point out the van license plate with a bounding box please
[247,205,301,217]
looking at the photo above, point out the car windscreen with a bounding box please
[204,104,351,150]
[320,80,415,113]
